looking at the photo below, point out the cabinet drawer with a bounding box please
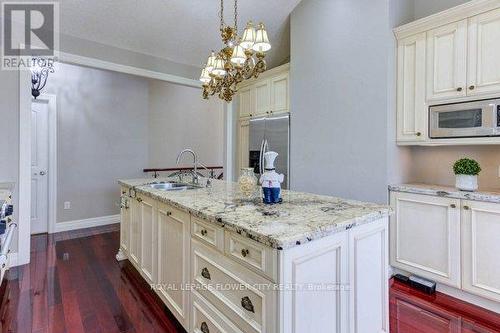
[192,240,277,333]
[224,232,277,282]
[191,291,244,333]
[192,217,224,252]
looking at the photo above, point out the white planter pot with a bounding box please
[455,174,478,192]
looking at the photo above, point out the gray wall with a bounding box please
[46,63,150,222]
[290,0,413,203]
[414,0,471,19]
[148,81,224,169]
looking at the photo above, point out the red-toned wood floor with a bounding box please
[1,225,500,333]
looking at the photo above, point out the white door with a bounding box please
[31,101,49,234]
[396,32,427,142]
[426,20,468,101]
[239,86,254,118]
[390,192,461,287]
[139,195,156,284]
[254,79,271,117]
[270,73,289,115]
[238,119,250,170]
[467,8,500,97]
[462,200,500,302]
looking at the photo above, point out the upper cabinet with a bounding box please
[468,8,500,97]
[426,20,468,101]
[394,1,500,146]
[237,63,289,119]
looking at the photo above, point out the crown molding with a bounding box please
[394,0,500,40]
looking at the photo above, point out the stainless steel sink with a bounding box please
[148,182,200,191]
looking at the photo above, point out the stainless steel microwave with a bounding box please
[429,98,500,139]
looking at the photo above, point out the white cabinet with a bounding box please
[120,188,130,255]
[461,200,500,303]
[238,63,290,119]
[157,202,191,329]
[390,192,461,287]
[396,33,427,142]
[139,194,157,284]
[426,20,468,101]
[128,196,141,268]
[467,8,500,97]
[238,119,250,170]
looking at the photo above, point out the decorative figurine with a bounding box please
[260,151,284,204]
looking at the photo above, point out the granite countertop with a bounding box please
[389,183,500,204]
[119,177,391,250]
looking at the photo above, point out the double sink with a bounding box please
[148,181,202,191]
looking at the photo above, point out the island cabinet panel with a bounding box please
[279,231,349,333]
[157,202,191,329]
[467,8,500,97]
[426,20,468,102]
[139,194,157,284]
[192,239,277,333]
[461,200,500,303]
[128,196,142,269]
[348,218,389,333]
[119,188,130,255]
[390,192,461,288]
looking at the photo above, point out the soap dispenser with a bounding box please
[260,151,284,204]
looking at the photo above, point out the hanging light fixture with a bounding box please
[30,57,54,99]
[200,0,271,102]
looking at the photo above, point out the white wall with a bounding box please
[413,0,471,19]
[290,0,413,204]
[148,81,224,169]
[46,63,150,222]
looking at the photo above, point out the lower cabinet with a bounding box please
[128,195,142,269]
[119,187,130,255]
[461,200,500,303]
[390,191,500,303]
[157,202,191,328]
[139,194,157,284]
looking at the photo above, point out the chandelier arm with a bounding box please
[219,0,224,31]
[234,0,238,32]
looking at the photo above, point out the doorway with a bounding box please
[30,95,57,235]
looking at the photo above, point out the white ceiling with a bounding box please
[59,0,301,69]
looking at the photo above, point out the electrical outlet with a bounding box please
[64,201,71,210]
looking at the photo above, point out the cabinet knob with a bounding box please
[463,205,470,210]
[450,204,456,208]
[201,267,211,280]
[416,132,422,137]
[241,249,250,257]
[469,85,475,90]
[166,211,172,216]
[456,87,463,92]
[137,198,143,203]
[200,322,210,333]
[200,229,207,236]
[241,296,255,313]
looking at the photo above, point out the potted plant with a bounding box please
[453,158,481,191]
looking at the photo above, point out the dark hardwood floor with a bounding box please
[1,225,500,332]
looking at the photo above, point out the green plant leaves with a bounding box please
[453,158,481,176]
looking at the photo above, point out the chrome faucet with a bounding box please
[176,148,199,184]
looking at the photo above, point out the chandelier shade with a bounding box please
[200,0,271,102]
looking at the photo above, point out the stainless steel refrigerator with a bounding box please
[248,114,290,189]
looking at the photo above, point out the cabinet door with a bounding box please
[157,203,190,329]
[254,79,271,116]
[397,33,427,142]
[120,191,130,254]
[426,20,467,101]
[270,73,289,114]
[467,8,500,97]
[128,197,141,268]
[238,119,250,170]
[139,195,156,284]
[462,200,500,302]
[390,192,461,287]
[239,86,254,118]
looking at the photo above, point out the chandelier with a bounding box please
[200,0,271,102]
[30,57,54,99]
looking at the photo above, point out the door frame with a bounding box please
[17,50,206,265]
[32,94,58,235]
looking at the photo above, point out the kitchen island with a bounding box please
[118,177,391,333]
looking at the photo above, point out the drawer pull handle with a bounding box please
[201,267,211,280]
[464,205,470,210]
[241,249,250,257]
[137,198,143,203]
[201,229,208,236]
[200,322,210,333]
[166,211,172,216]
[416,132,422,137]
[469,85,475,90]
[450,204,456,208]
[241,296,255,313]
[456,87,463,92]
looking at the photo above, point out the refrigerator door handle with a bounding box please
[259,139,265,176]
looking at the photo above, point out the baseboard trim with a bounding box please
[54,214,120,233]
[8,252,18,267]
